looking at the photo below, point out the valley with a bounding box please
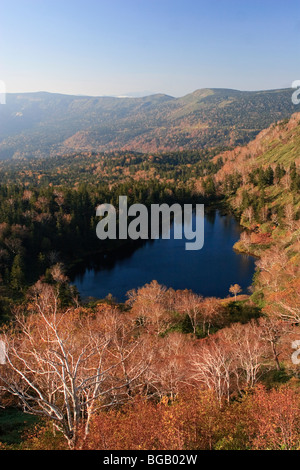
[0,88,298,159]
[0,102,299,451]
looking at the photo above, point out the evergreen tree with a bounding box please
[10,254,25,291]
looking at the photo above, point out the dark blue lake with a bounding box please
[71,210,256,303]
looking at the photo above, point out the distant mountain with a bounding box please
[0,88,298,159]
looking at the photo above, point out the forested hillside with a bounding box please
[0,114,300,450]
[206,113,300,330]
[0,88,298,159]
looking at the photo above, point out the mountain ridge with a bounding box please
[0,87,298,159]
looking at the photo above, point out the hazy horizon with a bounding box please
[1,0,300,97]
[3,85,295,99]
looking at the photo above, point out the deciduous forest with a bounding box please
[0,113,299,450]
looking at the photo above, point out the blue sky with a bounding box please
[1,0,300,96]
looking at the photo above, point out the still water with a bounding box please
[71,210,256,303]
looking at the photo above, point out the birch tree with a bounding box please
[0,283,149,448]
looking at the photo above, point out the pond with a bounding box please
[70,210,256,303]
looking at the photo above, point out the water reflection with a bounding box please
[70,210,256,303]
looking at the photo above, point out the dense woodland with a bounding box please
[0,115,300,450]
